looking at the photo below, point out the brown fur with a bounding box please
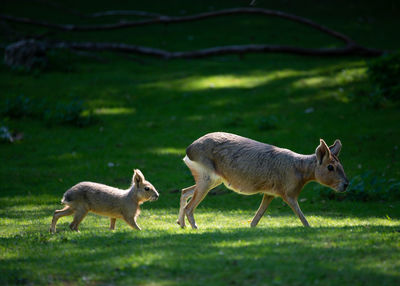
[50,169,159,233]
[178,132,349,228]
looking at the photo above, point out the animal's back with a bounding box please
[186,132,299,194]
[62,182,127,217]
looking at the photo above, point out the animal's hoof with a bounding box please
[177,219,186,228]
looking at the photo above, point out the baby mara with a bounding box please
[50,169,159,233]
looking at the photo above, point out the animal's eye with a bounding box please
[144,187,150,191]
[327,165,334,171]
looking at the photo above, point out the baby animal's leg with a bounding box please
[123,214,141,231]
[69,208,88,232]
[50,206,74,234]
[110,218,116,230]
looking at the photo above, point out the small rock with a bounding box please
[4,39,47,70]
[304,107,314,114]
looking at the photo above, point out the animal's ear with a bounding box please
[133,169,145,186]
[329,139,342,157]
[315,139,331,164]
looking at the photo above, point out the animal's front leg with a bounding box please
[123,215,141,231]
[110,218,116,230]
[50,206,75,234]
[285,197,310,227]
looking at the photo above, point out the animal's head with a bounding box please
[314,139,349,192]
[132,169,159,203]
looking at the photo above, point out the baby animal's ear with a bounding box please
[134,169,145,186]
[315,139,331,165]
[329,139,342,157]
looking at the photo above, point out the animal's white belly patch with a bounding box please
[222,180,245,194]
[222,178,278,196]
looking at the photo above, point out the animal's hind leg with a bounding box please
[69,208,88,232]
[250,194,274,227]
[185,176,222,229]
[177,185,196,228]
[50,206,74,234]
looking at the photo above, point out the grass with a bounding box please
[1,203,400,285]
[1,0,400,285]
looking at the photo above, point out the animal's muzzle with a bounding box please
[338,180,349,192]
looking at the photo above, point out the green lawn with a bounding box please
[1,0,400,285]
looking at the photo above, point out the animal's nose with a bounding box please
[343,182,349,189]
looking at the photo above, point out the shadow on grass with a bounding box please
[1,224,399,285]
[1,190,399,285]
[1,192,399,223]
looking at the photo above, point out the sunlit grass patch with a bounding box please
[50,151,82,161]
[93,107,135,115]
[292,67,367,89]
[179,71,296,90]
[140,70,302,92]
[149,147,186,156]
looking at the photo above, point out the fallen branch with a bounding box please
[52,41,383,58]
[2,7,385,64]
[0,8,355,44]
[68,49,108,63]
[88,10,165,18]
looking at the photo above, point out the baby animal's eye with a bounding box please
[327,165,334,171]
[144,187,150,191]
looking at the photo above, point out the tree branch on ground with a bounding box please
[51,41,383,58]
[1,7,385,64]
[0,8,356,45]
